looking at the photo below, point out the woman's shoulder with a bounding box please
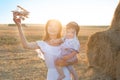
[36,40,48,52]
[36,40,46,47]
[36,40,44,43]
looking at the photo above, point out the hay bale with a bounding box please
[86,2,120,80]
[116,51,120,80]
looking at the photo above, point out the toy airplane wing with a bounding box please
[17,5,29,13]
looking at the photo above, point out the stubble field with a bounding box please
[0,24,107,80]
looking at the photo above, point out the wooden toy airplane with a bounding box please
[12,5,29,20]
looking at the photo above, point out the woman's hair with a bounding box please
[66,21,80,36]
[43,19,62,41]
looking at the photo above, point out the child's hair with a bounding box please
[66,21,80,36]
[43,19,62,41]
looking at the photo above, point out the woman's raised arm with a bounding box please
[13,12,39,50]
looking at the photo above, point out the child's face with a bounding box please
[65,28,75,39]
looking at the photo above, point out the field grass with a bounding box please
[0,25,107,80]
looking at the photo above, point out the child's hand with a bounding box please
[49,39,62,45]
[49,39,56,44]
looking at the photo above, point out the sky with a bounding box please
[0,0,119,25]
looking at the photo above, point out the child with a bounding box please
[50,22,80,80]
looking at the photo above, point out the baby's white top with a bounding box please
[61,34,80,53]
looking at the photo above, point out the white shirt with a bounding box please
[36,41,71,80]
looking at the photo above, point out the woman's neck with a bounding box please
[49,35,57,40]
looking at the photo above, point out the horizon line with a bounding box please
[0,23,110,26]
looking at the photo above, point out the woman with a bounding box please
[13,12,78,80]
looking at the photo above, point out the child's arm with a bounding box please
[13,12,39,50]
[49,38,63,45]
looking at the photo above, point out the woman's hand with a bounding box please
[55,59,68,66]
[55,58,78,66]
[62,51,78,61]
[13,12,22,26]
